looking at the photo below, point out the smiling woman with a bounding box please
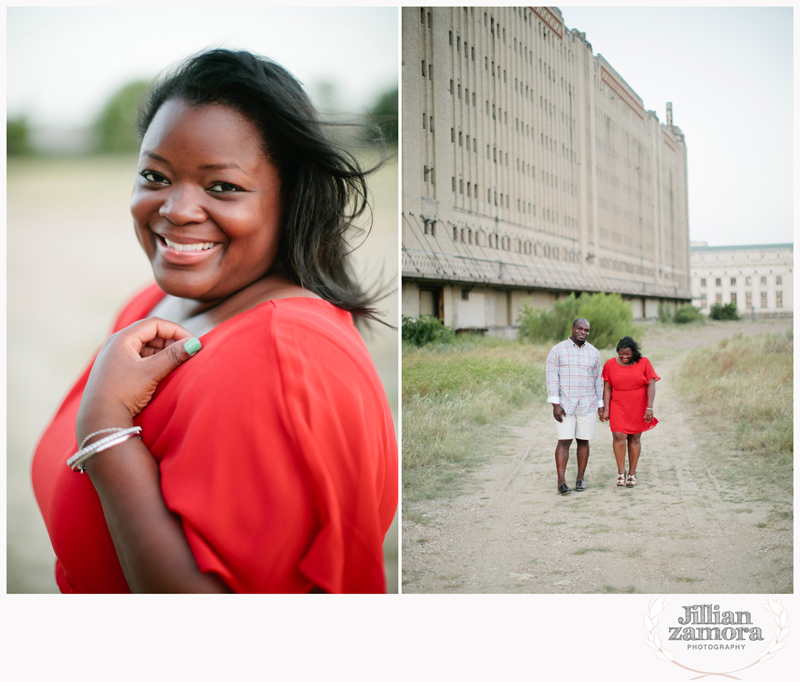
[133,100,286,318]
[31,50,397,594]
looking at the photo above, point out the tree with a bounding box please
[7,118,31,156]
[95,80,150,153]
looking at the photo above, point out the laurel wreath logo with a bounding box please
[644,595,789,679]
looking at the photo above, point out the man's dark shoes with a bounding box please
[575,479,587,492]
[558,483,572,495]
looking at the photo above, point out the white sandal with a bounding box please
[616,472,626,487]
[626,473,636,487]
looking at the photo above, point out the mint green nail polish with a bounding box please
[184,337,201,356]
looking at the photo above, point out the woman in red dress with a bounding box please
[600,336,659,488]
[31,50,397,593]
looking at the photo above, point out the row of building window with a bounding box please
[445,225,580,261]
[443,126,572,175]
[448,172,571,224]
[700,276,782,287]
[421,6,581,88]
[700,292,783,308]
[443,74,574,141]
[423,7,569,48]
[423,165,568,222]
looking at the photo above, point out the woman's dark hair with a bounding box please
[616,336,642,363]
[137,49,385,321]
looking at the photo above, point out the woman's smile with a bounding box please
[161,236,217,252]
[154,234,223,266]
[131,98,283,304]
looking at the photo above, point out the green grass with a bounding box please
[573,546,612,555]
[403,336,549,500]
[676,331,793,493]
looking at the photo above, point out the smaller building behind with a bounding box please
[690,242,792,318]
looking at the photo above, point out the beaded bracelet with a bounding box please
[67,426,142,473]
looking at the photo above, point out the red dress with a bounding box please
[31,284,398,593]
[602,356,660,434]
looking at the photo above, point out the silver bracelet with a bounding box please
[67,426,142,473]
[80,427,129,449]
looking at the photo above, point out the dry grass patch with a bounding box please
[403,337,548,500]
[677,331,793,497]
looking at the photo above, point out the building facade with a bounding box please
[690,242,793,317]
[402,7,691,334]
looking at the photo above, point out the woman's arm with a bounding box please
[76,318,230,593]
[600,380,612,421]
[82,416,229,593]
[644,378,656,422]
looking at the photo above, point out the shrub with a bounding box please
[658,302,673,323]
[516,294,579,345]
[673,304,701,324]
[709,303,739,320]
[577,292,641,349]
[7,118,31,156]
[517,292,641,349]
[402,315,455,346]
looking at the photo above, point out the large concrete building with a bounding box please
[690,242,793,318]
[402,7,691,334]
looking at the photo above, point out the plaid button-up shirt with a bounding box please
[545,338,604,415]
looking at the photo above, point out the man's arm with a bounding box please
[595,352,604,415]
[545,345,560,404]
[546,346,565,422]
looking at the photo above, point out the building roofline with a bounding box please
[691,243,793,252]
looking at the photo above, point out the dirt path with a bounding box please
[402,318,793,594]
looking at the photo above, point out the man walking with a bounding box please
[545,318,604,494]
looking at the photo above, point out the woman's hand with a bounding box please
[601,380,612,423]
[76,318,200,443]
[645,378,656,423]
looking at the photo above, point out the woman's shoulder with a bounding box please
[239,297,357,339]
[212,297,370,370]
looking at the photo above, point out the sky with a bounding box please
[559,6,793,247]
[7,6,397,125]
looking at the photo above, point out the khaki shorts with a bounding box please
[555,411,597,441]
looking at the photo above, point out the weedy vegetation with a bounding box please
[517,292,641,349]
[402,315,456,346]
[677,331,793,498]
[659,302,705,325]
[708,302,740,320]
[403,335,548,500]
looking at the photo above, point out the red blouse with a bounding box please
[32,284,398,593]
[602,356,660,435]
